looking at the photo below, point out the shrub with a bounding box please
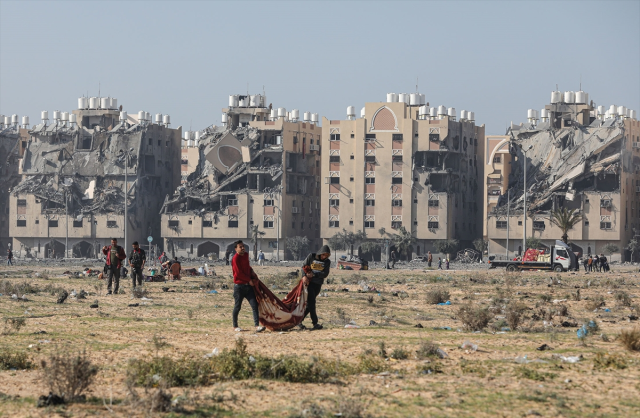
[334,308,351,326]
[357,353,387,373]
[505,302,528,331]
[619,328,640,351]
[456,303,493,331]
[0,348,33,370]
[416,340,440,359]
[593,352,627,370]
[2,317,26,335]
[426,289,450,305]
[585,295,606,311]
[390,347,409,360]
[554,304,569,317]
[376,341,387,358]
[538,294,552,303]
[517,367,557,381]
[40,348,98,401]
[132,287,149,299]
[127,355,214,387]
[614,291,632,307]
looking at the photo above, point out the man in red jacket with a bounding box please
[231,240,265,333]
[102,238,127,295]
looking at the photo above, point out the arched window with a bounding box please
[190,244,194,254]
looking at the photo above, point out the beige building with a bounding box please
[0,121,28,253]
[320,94,485,259]
[9,99,181,258]
[161,95,322,260]
[485,92,640,261]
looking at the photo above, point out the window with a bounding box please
[17,219,26,227]
[365,155,376,163]
[429,133,439,142]
[365,178,375,184]
[188,220,193,225]
[350,155,355,160]
[392,134,403,141]
[292,222,296,229]
[600,199,611,208]
[392,178,402,184]
[428,200,439,207]
[107,220,117,228]
[17,199,27,207]
[263,221,273,228]
[365,134,376,141]
[584,220,589,226]
[349,198,354,203]
[203,220,213,227]
[35,219,39,224]
[300,222,304,229]
[330,199,339,206]
[350,177,354,182]
[264,199,274,206]
[365,200,375,207]
[533,221,545,230]
[391,221,402,229]
[364,221,375,228]
[349,220,354,225]
[329,220,340,228]
[414,199,418,203]
[228,219,239,228]
[350,134,355,138]
[330,134,340,141]
[414,221,418,225]
[392,155,402,162]
[493,156,501,163]
[48,220,58,227]
[329,156,340,163]
[168,220,179,227]
[73,219,83,228]
[166,141,169,147]
[600,221,612,229]
[293,136,298,144]
[148,138,153,146]
[392,200,402,207]
[518,221,522,226]
[157,140,161,146]
[330,177,340,184]
[496,221,507,229]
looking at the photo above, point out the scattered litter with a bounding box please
[555,355,582,363]
[561,321,577,327]
[249,356,256,363]
[515,355,548,364]
[77,289,87,299]
[11,294,17,299]
[433,326,452,330]
[461,341,478,351]
[536,344,553,351]
[501,327,511,331]
[344,324,360,329]
[552,299,567,304]
[208,290,218,294]
[140,297,153,301]
[414,323,423,328]
[56,290,69,304]
[436,348,448,359]
[577,325,588,339]
[152,374,161,383]
[38,340,52,344]
[204,348,220,358]
[341,288,349,292]
[162,287,169,292]
[604,308,611,312]
[128,303,139,307]
[436,301,451,306]
[369,320,378,326]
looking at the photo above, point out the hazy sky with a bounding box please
[1,1,638,135]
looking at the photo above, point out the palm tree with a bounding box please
[391,226,417,260]
[549,207,583,244]
[249,224,265,261]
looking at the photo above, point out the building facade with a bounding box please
[320,94,485,259]
[160,95,322,260]
[485,91,639,261]
[9,99,181,258]
[0,119,28,253]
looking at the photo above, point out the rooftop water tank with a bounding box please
[89,97,98,109]
[564,91,575,104]
[361,107,365,118]
[100,97,109,109]
[21,116,29,127]
[630,110,637,120]
[429,107,437,118]
[387,93,398,103]
[410,93,420,106]
[69,114,77,124]
[239,96,248,107]
[3,116,9,126]
[447,107,456,119]
[618,106,627,117]
[575,91,587,104]
[222,113,228,123]
[52,111,60,121]
[184,131,190,140]
[111,98,118,110]
[467,111,475,122]
[347,106,355,119]
[195,131,200,140]
[162,114,170,125]
[277,107,286,118]
[120,111,127,121]
[61,112,69,121]
[41,111,49,122]
[597,105,605,115]
[609,105,617,115]
[187,139,194,147]
[146,112,151,122]
[138,111,145,123]
[420,93,426,105]
[527,109,535,119]
[155,114,163,124]
[550,91,562,104]
[303,111,310,122]
[292,109,300,120]
[229,95,239,107]
[78,97,88,109]
[419,106,427,116]
[271,109,278,120]
[311,113,318,123]
[398,93,409,104]
[437,105,446,116]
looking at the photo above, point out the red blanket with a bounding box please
[250,271,308,331]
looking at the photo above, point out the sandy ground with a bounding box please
[1,260,639,417]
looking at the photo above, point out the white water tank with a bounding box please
[21,116,29,127]
[277,108,286,118]
[437,105,446,116]
[360,107,366,118]
[89,97,98,109]
[447,107,456,119]
[229,95,239,107]
[162,114,170,125]
[111,98,118,110]
[387,93,398,103]
[631,110,637,120]
[239,96,248,107]
[347,106,355,119]
[468,111,475,122]
[3,116,9,126]
[138,111,145,123]
[52,110,60,121]
[420,94,426,105]
[222,113,228,124]
[61,112,69,121]
[292,109,300,121]
[155,114,163,124]
[271,109,278,120]
[551,91,562,104]
[527,109,535,119]
[41,111,49,122]
[410,93,420,106]
[186,139,193,147]
[575,91,587,104]
[429,107,437,118]
[100,97,109,109]
[398,93,409,104]
[597,106,605,115]
[303,111,310,122]
[195,131,200,140]
[184,131,190,140]
[609,105,617,115]
[564,91,575,104]
[120,111,127,121]
[146,112,151,122]
[311,113,318,123]
[69,114,77,124]
[419,106,427,116]
[618,106,627,117]
[78,97,88,109]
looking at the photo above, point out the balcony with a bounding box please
[487,178,502,185]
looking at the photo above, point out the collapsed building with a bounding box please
[321,93,485,260]
[0,115,29,252]
[161,94,322,259]
[485,90,640,261]
[9,98,181,258]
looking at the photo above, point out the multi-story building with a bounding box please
[485,91,639,261]
[0,115,29,252]
[9,97,181,258]
[320,93,485,259]
[160,94,322,260]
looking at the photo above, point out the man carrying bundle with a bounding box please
[298,245,331,330]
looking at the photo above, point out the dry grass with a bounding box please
[456,303,493,331]
[619,328,640,351]
[425,288,450,304]
[40,347,98,401]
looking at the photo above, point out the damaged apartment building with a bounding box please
[485,90,640,261]
[0,115,29,252]
[9,97,181,258]
[321,93,485,259]
[160,94,321,259]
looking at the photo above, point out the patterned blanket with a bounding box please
[250,271,307,331]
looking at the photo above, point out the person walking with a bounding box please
[427,251,432,268]
[231,240,264,333]
[582,257,588,272]
[225,249,231,266]
[587,255,593,272]
[102,239,127,295]
[600,254,609,272]
[445,258,450,270]
[258,250,265,266]
[7,249,13,266]
[298,245,332,330]
[390,250,397,269]
[129,241,146,290]
[169,257,182,280]
[438,257,442,269]
[593,255,600,272]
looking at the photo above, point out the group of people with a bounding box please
[101,238,147,295]
[582,253,610,272]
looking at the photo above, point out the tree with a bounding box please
[526,236,541,250]
[286,236,310,261]
[434,239,459,258]
[602,243,620,257]
[249,224,265,261]
[549,207,583,244]
[327,229,366,256]
[390,226,417,260]
[473,238,488,254]
[626,237,640,262]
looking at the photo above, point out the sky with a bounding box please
[1,0,639,135]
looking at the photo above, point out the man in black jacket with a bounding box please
[129,241,146,290]
[299,245,331,330]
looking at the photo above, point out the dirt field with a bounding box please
[1,260,639,417]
